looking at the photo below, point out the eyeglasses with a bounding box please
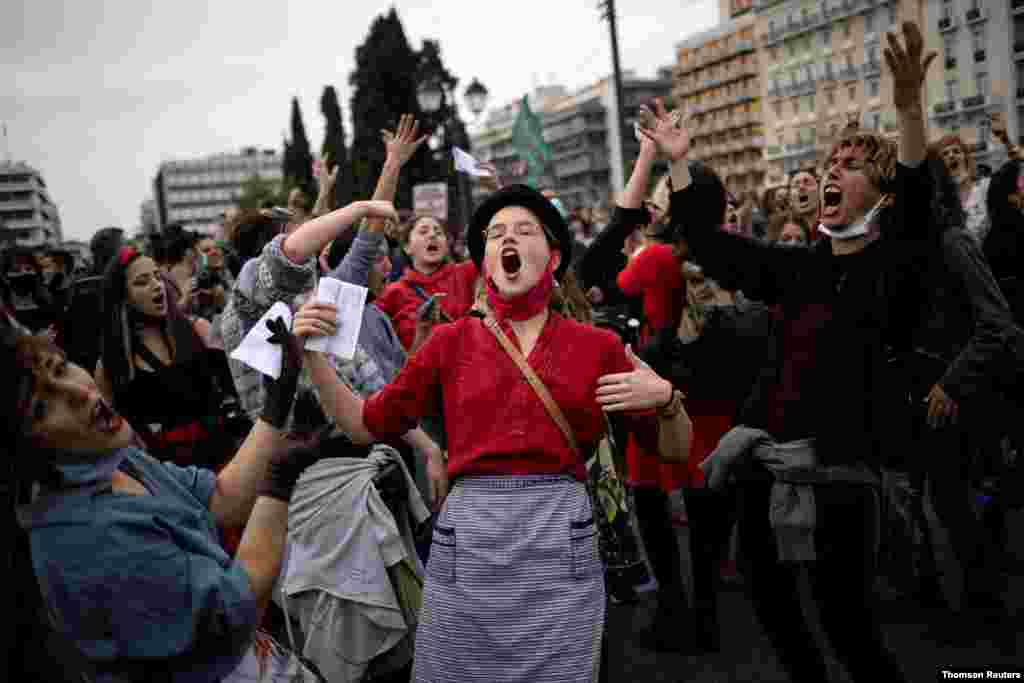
[483,221,544,241]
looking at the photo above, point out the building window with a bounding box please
[977,71,989,97]
[867,77,880,98]
[848,83,857,101]
[941,0,953,20]
[887,4,898,27]
[792,98,801,116]
[827,89,837,106]
[867,44,879,64]
[821,26,832,47]
[865,9,875,33]
[972,27,985,52]
[945,78,959,102]
[866,111,881,130]
[788,41,797,58]
[806,94,816,112]
[773,101,784,118]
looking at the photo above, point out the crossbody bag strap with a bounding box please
[483,317,580,456]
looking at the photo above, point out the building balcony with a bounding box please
[974,49,986,63]
[965,6,986,24]
[937,15,957,32]
[861,60,882,77]
[787,80,817,97]
[932,100,957,117]
[838,66,859,81]
[961,94,987,111]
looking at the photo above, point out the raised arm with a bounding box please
[885,21,935,168]
[282,200,399,265]
[365,114,428,234]
[639,98,810,302]
[577,124,659,289]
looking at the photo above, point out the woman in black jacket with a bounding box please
[636,23,939,683]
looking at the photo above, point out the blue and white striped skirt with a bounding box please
[413,474,605,683]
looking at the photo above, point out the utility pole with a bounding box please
[599,0,628,193]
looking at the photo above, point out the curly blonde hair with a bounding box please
[824,129,898,190]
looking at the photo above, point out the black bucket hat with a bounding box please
[468,184,573,281]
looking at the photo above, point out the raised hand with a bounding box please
[637,98,690,162]
[382,113,429,167]
[883,21,936,112]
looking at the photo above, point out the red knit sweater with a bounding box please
[363,313,661,481]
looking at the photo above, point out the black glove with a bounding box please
[260,316,302,429]
[259,426,332,501]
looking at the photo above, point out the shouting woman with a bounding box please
[295,183,691,682]
[96,247,238,469]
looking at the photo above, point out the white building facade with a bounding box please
[154,147,282,235]
[0,161,62,248]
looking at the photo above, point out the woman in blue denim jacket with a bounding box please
[4,310,321,682]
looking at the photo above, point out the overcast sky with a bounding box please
[3,0,717,242]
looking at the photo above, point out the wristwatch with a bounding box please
[657,390,686,418]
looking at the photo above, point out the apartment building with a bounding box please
[0,161,62,249]
[756,0,918,190]
[471,74,671,210]
[153,147,282,235]
[924,0,1016,168]
[674,13,765,196]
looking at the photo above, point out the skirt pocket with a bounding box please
[570,516,601,580]
[429,522,456,584]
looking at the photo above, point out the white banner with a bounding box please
[413,182,448,221]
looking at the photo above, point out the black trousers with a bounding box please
[632,486,690,621]
[687,474,907,683]
[912,420,1005,603]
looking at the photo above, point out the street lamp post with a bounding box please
[416,77,489,242]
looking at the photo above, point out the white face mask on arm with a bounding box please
[817,195,887,241]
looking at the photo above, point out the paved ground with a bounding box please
[603,508,1024,683]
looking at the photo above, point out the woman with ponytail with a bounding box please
[95,246,237,469]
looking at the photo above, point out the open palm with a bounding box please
[637,98,690,162]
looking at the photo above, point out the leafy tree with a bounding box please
[237,174,282,210]
[282,97,315,199]
[319,85,351,210]
[348,9,428,208]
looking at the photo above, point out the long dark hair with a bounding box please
[99,247,196,396]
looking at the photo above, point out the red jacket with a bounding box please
[617,243,685,344]
[375,261,480,351]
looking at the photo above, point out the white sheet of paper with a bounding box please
[229,301,292,379]
[453,147,492,177]
[305,277,367,361]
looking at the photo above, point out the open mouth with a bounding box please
[796,193,810,208]
[500,247,522,277]
[152,290,166,308]
[425,243,442,256]
[93,398,124,435]
[822,184,842,217]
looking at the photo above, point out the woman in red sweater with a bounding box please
[295,184,691,682]
[374,215,479,351]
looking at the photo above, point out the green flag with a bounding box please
[511,95,551,188]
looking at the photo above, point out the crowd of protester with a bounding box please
[2,21,1023,683]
